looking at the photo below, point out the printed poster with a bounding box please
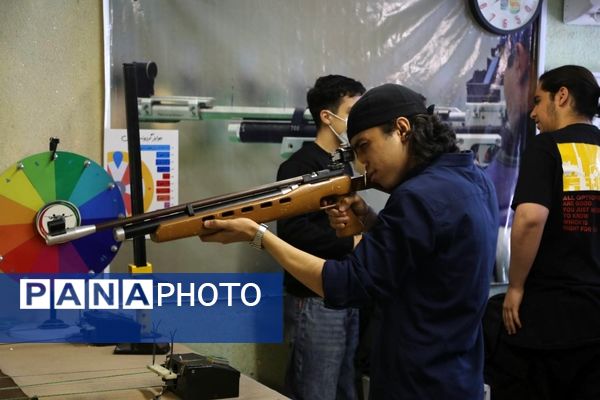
[103,129,178,216]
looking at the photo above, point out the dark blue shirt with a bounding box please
[323,152,498,399]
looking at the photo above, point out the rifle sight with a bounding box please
[328,146,355,170]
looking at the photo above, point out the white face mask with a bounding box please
[327,111,349,146]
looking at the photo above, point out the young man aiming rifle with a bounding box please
[200,83,499,399]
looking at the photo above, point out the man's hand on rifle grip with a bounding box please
[325,193,369,237]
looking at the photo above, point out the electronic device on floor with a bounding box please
[149,352,240,400]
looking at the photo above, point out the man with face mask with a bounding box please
[275,75,366,400]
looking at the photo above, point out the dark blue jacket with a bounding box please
[323,152,498,399]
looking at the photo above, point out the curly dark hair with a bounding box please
[381,113,459,170]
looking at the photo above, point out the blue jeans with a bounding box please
[284,295,359,400]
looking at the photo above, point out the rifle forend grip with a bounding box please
[150,216,208,243]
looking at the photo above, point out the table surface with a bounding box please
[0,342,288,400]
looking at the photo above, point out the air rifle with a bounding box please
[43,148,369,246]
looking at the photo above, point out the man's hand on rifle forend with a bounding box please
[326,193,368,231]
[200,218,259,244]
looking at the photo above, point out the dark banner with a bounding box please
[1,273,283,343]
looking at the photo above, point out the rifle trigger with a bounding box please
[186,204,195,216]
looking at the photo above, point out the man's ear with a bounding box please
[396,117,411,140]
[556,86,571,107]
[319,109,332,126]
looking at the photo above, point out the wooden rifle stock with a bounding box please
[151,174,367,242]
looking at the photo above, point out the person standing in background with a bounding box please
[276,75,366,400]
[485,65,600,400]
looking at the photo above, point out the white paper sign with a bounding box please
[103,129,179,215]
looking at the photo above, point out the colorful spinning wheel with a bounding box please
[0,151,125,274]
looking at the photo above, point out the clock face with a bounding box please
[469,0,542,35]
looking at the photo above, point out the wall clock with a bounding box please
[468,0,543,35]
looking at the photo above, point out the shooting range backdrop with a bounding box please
[105,0,540,281]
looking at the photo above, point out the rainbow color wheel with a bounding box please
[0,151,125,273]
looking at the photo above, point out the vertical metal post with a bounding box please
[116,62,168,355]
[123,62,147,268]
